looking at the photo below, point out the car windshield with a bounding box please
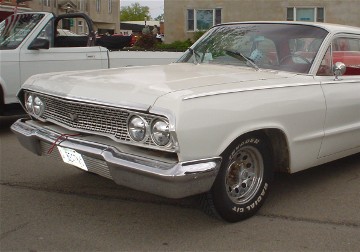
[0,13,44,50]
[177,23,329,74]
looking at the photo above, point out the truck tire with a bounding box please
[202,133,273,222]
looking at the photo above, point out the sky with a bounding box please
[121,0,164,19]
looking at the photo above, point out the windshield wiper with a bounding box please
[225,49,259,70]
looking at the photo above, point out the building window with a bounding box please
[108,0,112,13]
[96,0,101,12]
[41,0,50,7]
[187,9,195,31]
[316,8,324,22]
[79,0,85,11]
[215,8,222,25]
[78,20,83,34]
[187,8,222,31]
[287,7,324,22]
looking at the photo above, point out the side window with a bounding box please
[0,14,44,50]
[317,37,360,76]
[36,20,54,47]
[333,37,360,75]
[54,17,90,48]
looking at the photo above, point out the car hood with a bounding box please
[23,63,295,110]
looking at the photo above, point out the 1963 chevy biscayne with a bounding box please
[11,21,360,222]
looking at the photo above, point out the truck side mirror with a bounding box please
[28,38,50,50]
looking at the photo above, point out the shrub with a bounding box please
[193,30,206,42]
[134,34,157,50]
[155,39,192,51]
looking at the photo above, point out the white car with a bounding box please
[11,22,360,222]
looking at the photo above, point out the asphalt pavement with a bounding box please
[1,115,359,251]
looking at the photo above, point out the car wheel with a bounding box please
[202,133,272,222]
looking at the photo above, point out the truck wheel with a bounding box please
[202,134,272,222]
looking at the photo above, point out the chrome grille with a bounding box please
[38,94,156,146]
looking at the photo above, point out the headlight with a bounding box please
[128,115,147,142]
[33,96,45,116]
[151,119,170,146]
[25,93,34,113]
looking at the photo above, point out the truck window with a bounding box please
[36,20,54,47]
[0,13,45,50]
[54,17,90,47]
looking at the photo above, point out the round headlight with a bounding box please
[25,94,34,113]
[151,119,170,146]
[33,96,45,116]
[128,116,147,142]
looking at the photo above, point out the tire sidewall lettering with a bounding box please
[210,134,272,222]
[231,182,269,213]
[230,138,261,161]
[227,138,269,215]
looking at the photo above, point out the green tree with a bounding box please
[120,2,151,21]
[154,13,164,21]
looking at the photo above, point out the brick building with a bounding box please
[164,0,360,43]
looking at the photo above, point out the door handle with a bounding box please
[86,54,96,59]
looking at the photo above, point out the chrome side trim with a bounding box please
[183,82,320,100]
[320,80,360,85]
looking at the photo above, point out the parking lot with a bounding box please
[1,115,359,251]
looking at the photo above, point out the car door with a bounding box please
[0,13,45,105]
[315,35,360,157]
[0,46,20,105]
[19,46,108,86]
[19,18,108,86]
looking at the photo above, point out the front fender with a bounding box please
[154,82,326,172]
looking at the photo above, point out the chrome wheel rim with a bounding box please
[225,146,264,204]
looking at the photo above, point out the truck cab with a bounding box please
[0,12,109,115]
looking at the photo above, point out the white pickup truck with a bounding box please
[0,12,182,115]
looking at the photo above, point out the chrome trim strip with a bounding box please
[183,82,320,100]
[320,80,360,85]
[21,88,150,112]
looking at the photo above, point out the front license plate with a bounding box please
[57,146,88,171]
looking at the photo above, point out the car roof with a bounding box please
[218,21,360,35]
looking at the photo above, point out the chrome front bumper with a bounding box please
[11,119,222,199]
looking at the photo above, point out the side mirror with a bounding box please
[28,38,50,50]
[332,62,346,80]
